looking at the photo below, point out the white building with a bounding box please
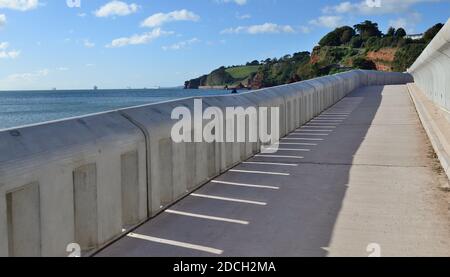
[406,33,424,40]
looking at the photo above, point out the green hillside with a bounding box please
[185,21,443,89]
[226,66,259,79]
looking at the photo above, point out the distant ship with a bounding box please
[93,86,98,91]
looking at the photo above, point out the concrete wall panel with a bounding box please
[0,111,147,256]
[73,164,98,251]
[121,151,143,227]
[0,190,7,257]
[6,182,41,257]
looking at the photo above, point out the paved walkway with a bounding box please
[97,85,450,257]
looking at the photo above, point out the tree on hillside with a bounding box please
[282,54,292,61]
[364,36,381,50]
[319,31,341,46]
[288,74,301,83]
[292,51,310,62]
[337,26,356,44]
[318,26,356,47]
[423,23,444,43]
[395,28,407,38]
[352,57,376,70]
[393,43,426,71]
[350,35,363,48]
[354,20,382,39]
[387,27,396,37]
[246,60,260,66]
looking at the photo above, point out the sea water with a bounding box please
[0,88,231,130]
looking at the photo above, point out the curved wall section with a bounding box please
[407,19,450,181]
[408,19,450,111]
[0,112,147,257]
[0,70,412,256]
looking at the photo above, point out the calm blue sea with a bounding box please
[0,88,230,130]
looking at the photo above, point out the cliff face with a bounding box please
[310,50,320,65]
[249,72,264,90]
[184,75,207,89]
[366,47,397,71]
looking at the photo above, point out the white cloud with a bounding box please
[322,0,443,15]
[233,0,247,4]
[106,28,173,48]
[77,13,87,17]
[0,14,6,26]
[83,39,95,48]
[221,23,296,35]
[299,25,312,34]
[323,1,354,13]
[217,0,248,5]
[236,13,251,20]
[141,9,200,28]
[0,49,19,58]
[0,41,20,59]
[66,0,81,8]
[162,38,200,51]
[7,69,49,82]
[56,67,69,71]
[0,0,39,11]
[388,12,422,32]
[309,16,344,29]
[319,1,426,32]
[206,39,226,46]
[95,1,138,18]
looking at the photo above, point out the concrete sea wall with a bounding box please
[0,70,412,256]
[408,18,450,112]
[408,19,450,180]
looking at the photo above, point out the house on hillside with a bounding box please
[406,33,424,40]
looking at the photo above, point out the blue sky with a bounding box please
[0,0,448,90]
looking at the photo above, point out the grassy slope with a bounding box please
[225,66,259,80]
